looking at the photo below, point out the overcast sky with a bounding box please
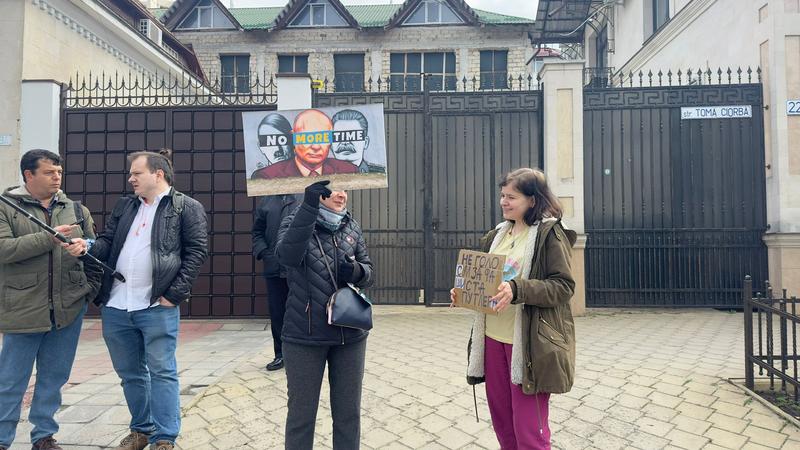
[224,0,538,21]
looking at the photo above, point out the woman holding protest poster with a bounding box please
[452,168,577,450]
[276,180,374,450]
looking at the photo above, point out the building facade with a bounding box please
[153,0,537,92]
[0,0,204,186]
[535,0,800,295]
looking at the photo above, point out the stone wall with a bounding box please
[175,24,534,88]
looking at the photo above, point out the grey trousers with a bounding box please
[283,339,367,450]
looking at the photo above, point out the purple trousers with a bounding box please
[485,337,551,450]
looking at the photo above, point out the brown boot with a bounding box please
[149,441,174,450]
[114,431,150,450]
[31,436,62,450]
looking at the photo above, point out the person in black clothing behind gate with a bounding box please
[251,193,301,371]
[276,180,374,450]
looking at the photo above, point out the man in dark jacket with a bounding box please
[251,194,301,371]
[89,150,208,450]
[0,149,101,450]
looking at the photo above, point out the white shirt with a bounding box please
[106,188,171,312]
[295,159,322,177]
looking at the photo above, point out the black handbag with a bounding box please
[315,234,373,331]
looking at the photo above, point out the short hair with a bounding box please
[499,168,563,226]
[331,109,368,134]
[128,149,174,185]
[20,149,62,178]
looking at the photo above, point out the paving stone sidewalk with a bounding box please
[3,320,273,450]
[176,308,800,450]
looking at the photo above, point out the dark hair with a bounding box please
[499,168,562,226]
[259,113,294,152]
[20,149,62,179]
[128,149,174,185]
[331,109,368,134]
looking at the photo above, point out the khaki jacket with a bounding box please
[0,186,101,333]
[468,219,577,394]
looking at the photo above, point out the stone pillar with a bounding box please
[20,80,61,181]
[539,60,587,315]
[761,2,800,295]
[276,73,312,110]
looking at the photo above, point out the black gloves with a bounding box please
[337,256,363,285]
[303,180,332,208]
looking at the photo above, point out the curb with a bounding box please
[727,377,800,429]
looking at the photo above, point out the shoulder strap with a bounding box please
[314,233,338,290]
[73,200,84,224]
[172,191,185,215]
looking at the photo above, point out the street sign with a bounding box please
[680,105,752,120]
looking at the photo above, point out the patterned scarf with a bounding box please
[317,205,347,232]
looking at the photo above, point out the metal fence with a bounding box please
[311,73,541,94]
[744,276,800,404]
[62,71,277,108]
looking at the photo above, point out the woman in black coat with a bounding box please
[276,180,374,450]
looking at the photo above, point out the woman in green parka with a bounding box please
[452,168,577,450]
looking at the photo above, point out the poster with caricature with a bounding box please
[242,104,387,196]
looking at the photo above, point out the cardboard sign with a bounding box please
[453,250,506,315]
[242,104,388,196]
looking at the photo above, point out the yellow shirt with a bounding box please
[485,226,530,344]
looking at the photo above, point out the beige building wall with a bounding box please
[0,0,26,187]
[0,0,203,190]
[175,24,534,87]
[606,0,759,74]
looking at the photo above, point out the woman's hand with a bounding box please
[449,288,457,307]
[303,180,332,208]
[490,282,514,312]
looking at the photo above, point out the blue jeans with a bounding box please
[0,305,86,446]
[102,305,180,444]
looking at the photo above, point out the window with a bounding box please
[480,50,508,90]
[139,19,150,36]
[220,55,250,94]
[178,0,235,30]
[334,54,365,92]
[652,0,670,31]
[278,55,309,73]
[404,0,463,25]
[595,26,608,69]
[645,0,670,37]
[390,52,456,91]
[289,0,347,27]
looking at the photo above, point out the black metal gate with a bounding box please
[315,78,542,305]
[61,74,542,315]
[584,69,768,307]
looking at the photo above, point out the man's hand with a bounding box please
[159,297,177,308]
[52,224,77,244]
[61,238,88,257]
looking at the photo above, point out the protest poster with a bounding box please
[453,250,506,315]
[242,104,388,196]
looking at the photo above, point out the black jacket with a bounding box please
[251,194,301,278]
[90,188,209,306]
[277,202,374,346]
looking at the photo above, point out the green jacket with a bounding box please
[0,186,101,333]
[469,219,577,394]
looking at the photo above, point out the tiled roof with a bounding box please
[229,7,283,29]
[152,4,533,30]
